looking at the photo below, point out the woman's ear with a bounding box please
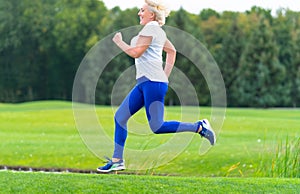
[150,12,155,19]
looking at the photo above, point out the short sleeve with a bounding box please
[139,22,161,37]
[138,21,166,45]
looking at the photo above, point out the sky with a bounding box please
[100,0,300,15]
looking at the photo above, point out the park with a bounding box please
[0,0,299,193]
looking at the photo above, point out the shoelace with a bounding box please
[199,128,209,137]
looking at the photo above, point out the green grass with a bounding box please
[0,101,300,177]
[0,171,299,194]
[0,101,299,177]
[257,136,300,178]
[1,101,300,193]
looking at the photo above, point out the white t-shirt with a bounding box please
[130,21,168,83]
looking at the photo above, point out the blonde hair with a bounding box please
[145,0,170,26]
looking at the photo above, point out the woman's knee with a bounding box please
[149,120,164,134]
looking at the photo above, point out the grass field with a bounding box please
[0,101,299,193]
[0,171,299,193]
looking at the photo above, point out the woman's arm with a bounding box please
[112,32,152,58]
[163,39,176,77]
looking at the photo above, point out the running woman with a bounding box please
[97,0,216,173]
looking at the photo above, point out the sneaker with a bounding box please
[97,157,126,173]
[198,119,216,145]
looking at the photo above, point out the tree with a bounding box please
[216,16,245,106]
[272,9,295,106]
[1,3,299,107]
[233,15,287,107]
[166,8,208,105]
[0,0,55,101]
[291,29,300,107]
[199,8,220,20]
[52,0,107,100]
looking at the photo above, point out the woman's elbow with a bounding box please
[165,46,176,55]
[172,48,177,54]
[169,48,176,56]
[131,53,143,58]
[128,50,143,58]
[130,47,146,58]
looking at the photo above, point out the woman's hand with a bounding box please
[112,32,123,45]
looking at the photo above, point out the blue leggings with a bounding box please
[113,78,199,159]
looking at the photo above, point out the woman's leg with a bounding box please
[142,81,199,134]
[113,85,144,159]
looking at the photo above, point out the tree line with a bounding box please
[1,0,300,107]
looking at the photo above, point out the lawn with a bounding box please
[0,171,299,193]
[1,101,299,177]
[0,101,299,193]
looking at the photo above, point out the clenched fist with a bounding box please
[112,32,123,44]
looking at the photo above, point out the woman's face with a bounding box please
[138,4,155,25]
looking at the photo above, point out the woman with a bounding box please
[97,0,216,173]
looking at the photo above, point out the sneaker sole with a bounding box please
[97,166,126,173]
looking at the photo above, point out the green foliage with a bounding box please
[291,29,300,107]
[166,8,208,105]
[0,0,49,101]
[199,8,220,20]
[0,0,108,102]
[216,17,245,106]
[233,15,287,107]
[257,137,300,178]
[1,2,300,107]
